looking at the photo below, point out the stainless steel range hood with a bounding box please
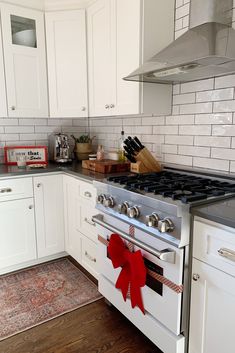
[124,0,235,84]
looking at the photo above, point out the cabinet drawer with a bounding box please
[79,181,96,203]
[193,219,235,277]
[80,204,97,242]
[81,235,98,278]
[0,177,33,201]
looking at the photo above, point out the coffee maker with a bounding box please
[48,133,72,163]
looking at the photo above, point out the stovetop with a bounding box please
[107,170,235,204]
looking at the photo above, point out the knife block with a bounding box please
[130,147,162,173]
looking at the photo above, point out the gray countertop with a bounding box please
[0,162,109,183]
[192,198,235,229]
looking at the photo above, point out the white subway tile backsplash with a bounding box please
[213,100,235,113]
[180,102,212,114]
[19,133,48,141]
[212,125,235,136]
[153,125,178,135]
[182,15,189,27]
[230,161,235,172]
[211,148,235,160]
[5,126,34,133]
[175,27,188,39]
[215,74,235,89]
[165,135,194,145]
[161,144,178,154]
[142,135,164,144]
[175,18,183,31]
[19,118,47,126]
[232,137,235,148]
[175,3,190,19]
[142,116,165,126]
[0,127,4,133]
[179,125,211,135]
[196,88,234,102]
[193,157,230,171]
[164,153,193,166]
[195,113,233,125]
[181,79,214,93]
[178,145,210,157]
[0,118,18,126]
[176,0,184,8]
[173,93,195,105]
[0,134,19,141]
[194,136,231,148]
[166,115,194,125]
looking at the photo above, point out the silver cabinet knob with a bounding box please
[105,104,110,109]
[37,183,41,188]
[193,274,200,281]
[158,218,174,233]
[97,194,107,205]
[104,196,115,208]
[81,106,86,111]
[146,213,160,227]
[84,191,92,198]
[118,201,129,214]
[11,106,16,111]
[127,206,140,219]
[28,205,34,209]
[110,104,115,108]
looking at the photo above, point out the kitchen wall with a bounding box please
[89,0,235,173]
[1,0,235,172]
[0,118,88,163]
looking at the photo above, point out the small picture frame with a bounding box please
[4,146,48,165]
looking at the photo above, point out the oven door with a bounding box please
[93,213,185,338]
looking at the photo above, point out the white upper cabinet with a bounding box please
[87,0,174,117]
[0,16,7,117]
[46,10,88,118]
[87,0,115,117]
[0,3,48,117]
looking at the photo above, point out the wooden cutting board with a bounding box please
[82,159,130,174]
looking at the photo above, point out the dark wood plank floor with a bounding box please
[0,299,162,353]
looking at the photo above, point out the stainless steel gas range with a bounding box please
[92,168,235,353]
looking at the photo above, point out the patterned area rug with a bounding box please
[0,258,102,341]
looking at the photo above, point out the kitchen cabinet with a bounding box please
[0,178,36,272]
[87,0,174,117]
[0,15,7,117]
[34,175,65,258]
[189,219,235,353]
[45,10,88,118]
[63,175,82,262]
[0,3,48,117]
[63,175,98,278]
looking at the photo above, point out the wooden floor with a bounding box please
[0,298,162,353]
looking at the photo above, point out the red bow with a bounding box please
[108,234,146,314]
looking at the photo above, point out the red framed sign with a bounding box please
[4,146,48,165]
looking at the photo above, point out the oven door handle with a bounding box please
[92,214,176,264]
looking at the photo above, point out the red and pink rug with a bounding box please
[0,258,102,341]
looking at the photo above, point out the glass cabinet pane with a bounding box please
[11,15,37,48]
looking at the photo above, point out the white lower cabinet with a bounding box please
[0,198,36,270]
[63,174,98,278]
[189,219,235,353]
[33,174,65,258]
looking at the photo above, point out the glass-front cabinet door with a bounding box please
[0,3,48,117]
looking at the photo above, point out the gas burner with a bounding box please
[107,171,235,204]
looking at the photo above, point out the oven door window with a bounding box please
[144,258,163,296]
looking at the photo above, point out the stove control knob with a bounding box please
[146,213,160,227]
[104,196,115,208]
[158,218,174,233]
[97,194,107,205]
[127,206,140,219]
[118,201,129,214]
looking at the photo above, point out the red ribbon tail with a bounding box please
[130,283,145,314]
[115,266,130,301]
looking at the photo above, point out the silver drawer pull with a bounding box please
[92,214,176,264]
[218,248,235,262]
[84,217,95,227]
[0,187,12,193]
[84,191,92,198]
[85,251,96,263]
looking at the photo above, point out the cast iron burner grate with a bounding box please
[107,172,235,204]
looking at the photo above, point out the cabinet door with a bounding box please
[1,4,48,117]
[34,175,64,258]
[0,16,7,117]
[87,0,115,117]
[63,175,81,262]
[189,259,235,353]
[114,0,140,115]
[0,198,36,270]
[46,10,88,118]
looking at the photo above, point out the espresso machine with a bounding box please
[48,133,72,163]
